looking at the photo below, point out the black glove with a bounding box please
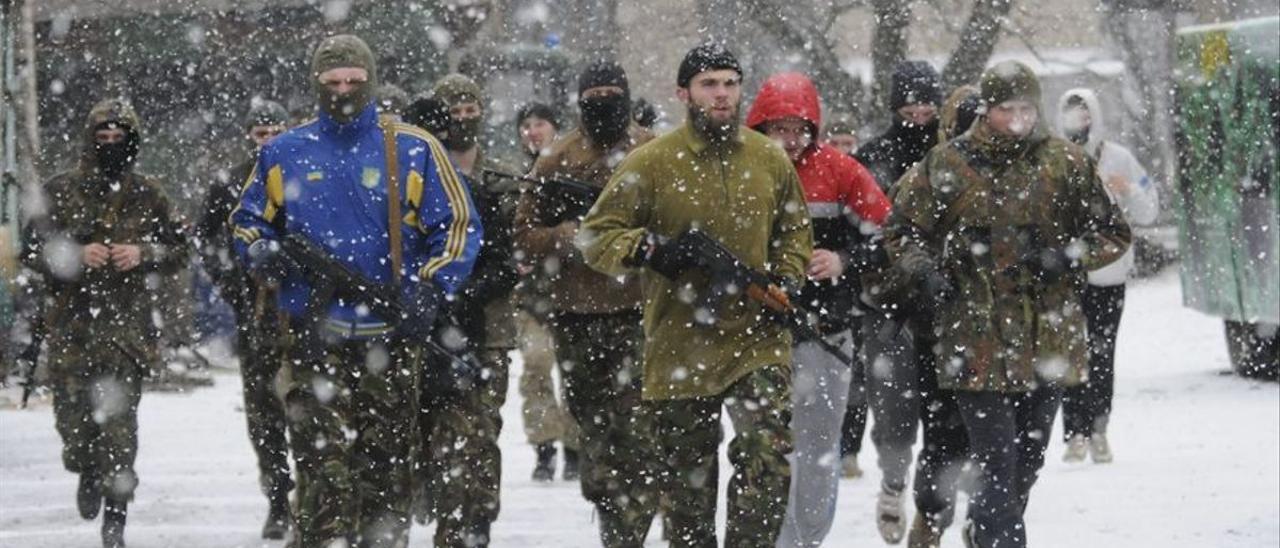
[442,350,483,393]
[422,326,484,399]
[397,281,441,339]
[921,270,955,307]
[630,231,699,280]
[849,235,890,272]
[1018,247,1075,285]
[896,251,954,308]
[247,238,290,281]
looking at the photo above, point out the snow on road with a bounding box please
[2,270,1276,547]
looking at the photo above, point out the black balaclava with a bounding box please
[93,122,140,178]
[310,35,378,124]
[886,61,942,173]
[578,60,631,148]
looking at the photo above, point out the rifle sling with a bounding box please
[381,117,403,288]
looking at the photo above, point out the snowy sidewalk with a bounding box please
[2,270,1277,547]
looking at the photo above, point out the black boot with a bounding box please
[562,448,580,481]
[101,497,127,548]
[464,521,491,548]
[261,491,291,540]
[532,443,556,482]
[77,471,103,520]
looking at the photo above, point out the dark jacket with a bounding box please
[855,117,939,192]
[196,159,255,317]
[450,154,522,349]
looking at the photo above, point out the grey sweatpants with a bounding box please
[863,313,920,492]
[777,331,854,548]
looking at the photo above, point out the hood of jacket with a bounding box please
[938,85,982,143]
[78,98,143,173]
[1057,87,1106,157]
[746,72,822,144]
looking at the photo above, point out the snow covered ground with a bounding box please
[1,269,1276,547]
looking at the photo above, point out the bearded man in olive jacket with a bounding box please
[578,43,813,547]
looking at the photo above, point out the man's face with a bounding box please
[317,67,369,95]
[449,101,482,121]
[677,69,742,140]
[248,124,286,148]
[986,100,1039,138]
[897,103,938,127]
[519,116,557,154]
[826,133,858,156]
[763,117,811,162]
[94,127,127,145]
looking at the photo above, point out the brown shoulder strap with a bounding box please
[382,117,403,286]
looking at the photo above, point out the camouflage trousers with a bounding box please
[646,365,793,548]
[49,338,144,502]
[552,311,659,548]
[282,328,420,548]
[517,311,578,449]
[417,347,509,548]
[233,305,291,502]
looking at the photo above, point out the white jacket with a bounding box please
[1058,88,1160,286]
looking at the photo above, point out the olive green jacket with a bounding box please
[578,121,813,400]
[885,120,1131,392]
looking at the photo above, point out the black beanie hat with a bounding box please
[889,61,941,110]
[517,102,561,130]
[579,59,629,95]
[677,42,742,88]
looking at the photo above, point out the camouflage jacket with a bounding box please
[21,100,190,372]
[885,121,1130,392]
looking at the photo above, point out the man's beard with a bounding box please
[688,101,740,143]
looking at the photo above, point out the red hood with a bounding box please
[746,72,822,136]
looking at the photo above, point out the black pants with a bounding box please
[1063,284,1126,440]
[840,323,868,458]
[912,334,969,529]
[957,387,1061,548]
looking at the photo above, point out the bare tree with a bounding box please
[740,0,866,117]
[870,0,910,114]
[1100,0,1180,185]
[939,0,1014,91]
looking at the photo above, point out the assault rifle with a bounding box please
[663,230,855,365]
[482,169,601,224]
[277,234,478,376]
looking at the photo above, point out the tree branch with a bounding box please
[941,0,1014,90]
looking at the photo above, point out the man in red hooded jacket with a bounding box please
[746,72,891,547]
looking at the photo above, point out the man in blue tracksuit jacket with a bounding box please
[231,35,481,547]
